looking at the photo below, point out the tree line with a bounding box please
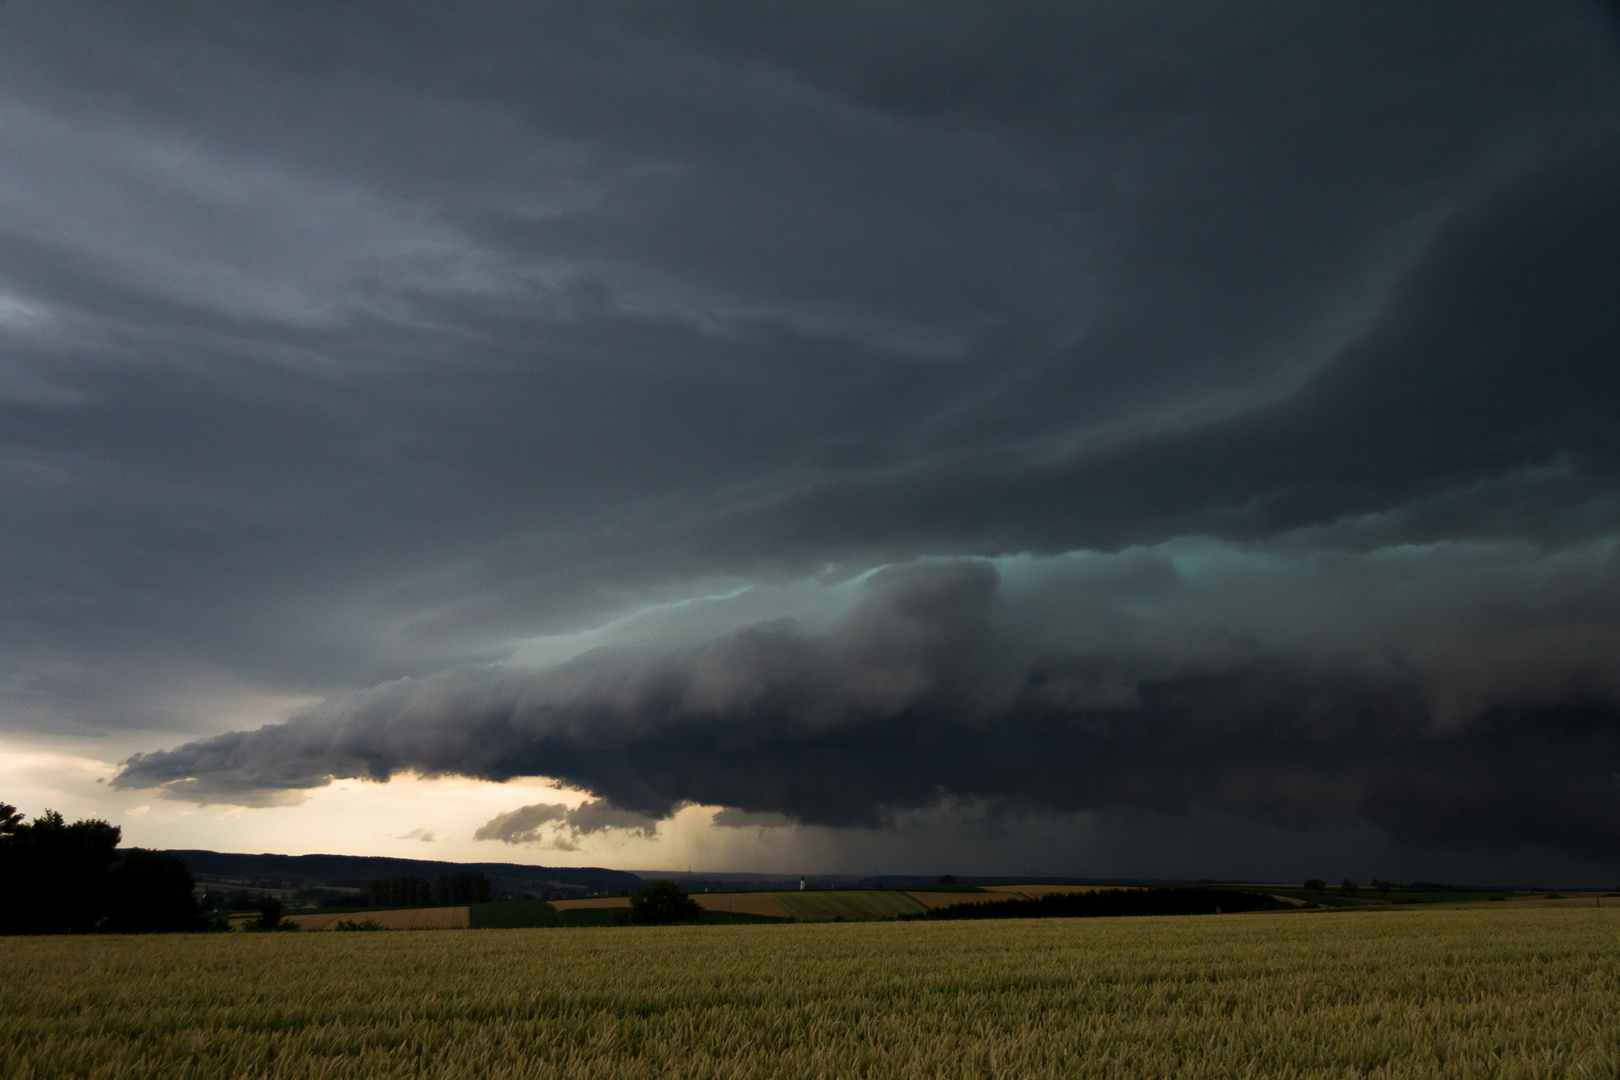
[912,887,1288,921]
[360,872,492,908]
[0,802,203,934]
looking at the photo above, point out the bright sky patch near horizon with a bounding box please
[3,2,1620,885]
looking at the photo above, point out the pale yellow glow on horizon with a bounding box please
[0,735,1051,877]
[0,735,806,871]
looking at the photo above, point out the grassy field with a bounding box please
[7,908,1620,1078]
[469,900,560,929]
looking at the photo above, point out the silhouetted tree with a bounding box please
[104,849,199,933]
[0,804,121,934]
[629,880,702,925]
[256,896,284,930]
[1303,878,1325,893]
[1340,879,1360,897]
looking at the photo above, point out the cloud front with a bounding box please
[116,543,1620,859]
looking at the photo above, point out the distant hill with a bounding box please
[161,849,643,899]
[644,871,1176,894]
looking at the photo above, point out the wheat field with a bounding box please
[4,908,1620,1078]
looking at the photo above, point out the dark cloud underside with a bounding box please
[119,549,1620,858]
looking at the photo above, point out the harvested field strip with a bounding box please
[549,896,630,910]
[8,909,1620,1077]
[284,906,469,931]
[769,890,928,922]
[693,893,793,919]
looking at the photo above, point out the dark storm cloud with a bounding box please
[6,3,1620,866]
[117,548,1620,857]
[749,138,1620,556]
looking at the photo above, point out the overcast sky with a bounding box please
[4,2,1620,885]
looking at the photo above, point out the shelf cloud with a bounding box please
[118,542,1620,857]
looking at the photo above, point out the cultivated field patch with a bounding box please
[693,892,793,919]
[548,896,631,911]
[769,889,928,921]
[284,906,469,931]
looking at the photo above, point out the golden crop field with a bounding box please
[4,908,1620,1079]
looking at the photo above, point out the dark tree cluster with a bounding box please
[368,875,432,908]
[434,872,491,905]
[629,880,702,924]
[253,896,296,931]
[918,888,1288,921]
[0,802,205,934]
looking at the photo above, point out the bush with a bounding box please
[629,881,702,925]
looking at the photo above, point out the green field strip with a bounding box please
[768,890,929,922]
[469,900,560,929]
